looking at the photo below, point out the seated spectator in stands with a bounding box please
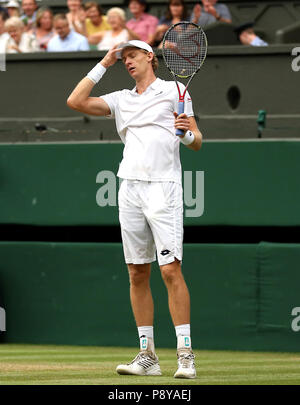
[126,0,158,44]
[191,0,232,27]
[47,13,89,52]
[5,16,39,52]
[29,7,55,51]
[235,22,268,47]
[84,2,110,38]
[148,0,188,47]
[89,7,138,51]
[0,10,9,53]
[66,0,86,36]
[0,6,7,15]
[20,0,38,31]
[6,0,20,18]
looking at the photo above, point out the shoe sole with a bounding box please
[174,372,196,379]
[116,364,162,376]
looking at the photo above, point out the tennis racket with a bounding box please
[162,21,207,136]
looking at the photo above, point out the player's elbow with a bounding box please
[67,95,82,111]
[67,95,76,110]
[193,143,202,151]
[190,142,201,151]
[191,133,202,151]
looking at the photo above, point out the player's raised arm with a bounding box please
[67,47,120,116]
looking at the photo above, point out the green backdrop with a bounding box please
[1,242,300,352]
[1,140,300,226]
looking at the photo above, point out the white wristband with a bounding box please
[180,130,195,145]
[86,63,106,84]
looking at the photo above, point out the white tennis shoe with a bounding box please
[174,349,196,379]
[116,337,162,376]
[174,335,196,379]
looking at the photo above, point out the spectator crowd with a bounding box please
[0,0,268,53]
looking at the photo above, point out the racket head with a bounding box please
[162,21,207,79]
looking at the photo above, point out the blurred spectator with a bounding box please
[5,16,39,52]
[20,0,38,31]
[84,2,110,37]
[0,10,9,53]
[29,7,54,51]
[191,0,232,27]
[66,0,86,36]
[89,7,138,50]
[235,22,268,47]
[126,0,158,44]
[148,0,188,47]
[6,0,20,17]
[47,13,89,52]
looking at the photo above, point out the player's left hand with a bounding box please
[173,112,190,136]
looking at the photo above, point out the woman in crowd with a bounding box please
[5,15,39,52]
[148,0,188,47]
[29,7,54,50]
[126,0,158,44]
[66,0,86,35]
[88,7,138,51]
[84,2,110,37]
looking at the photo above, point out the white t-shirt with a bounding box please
[101,77,194,184]
[5,32,39,53]
[0,33,9,54]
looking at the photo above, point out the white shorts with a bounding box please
[118,179,183,266]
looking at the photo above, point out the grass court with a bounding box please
[0,344,300,385]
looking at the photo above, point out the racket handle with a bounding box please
[175,100,185,136]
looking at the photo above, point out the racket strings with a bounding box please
[163,22,207,77]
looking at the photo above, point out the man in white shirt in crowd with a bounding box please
[47,13,89,52]
[20,0,38,31]
[67,40,203,379]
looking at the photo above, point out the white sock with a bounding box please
[138,326,153,339]
[138,326,155,353]
[175,324,192,350]
[175,324,190,337]
[177,335,192,350]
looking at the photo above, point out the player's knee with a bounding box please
[128,264,150,286]
[160,261,182,286]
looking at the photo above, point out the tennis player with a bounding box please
[67,40,202,379]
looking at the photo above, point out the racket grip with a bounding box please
[175,100,185,136]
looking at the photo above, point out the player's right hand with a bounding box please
[101,45,121,69]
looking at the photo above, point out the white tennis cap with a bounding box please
[116,40,154,59]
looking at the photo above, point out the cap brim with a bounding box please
[115,41,153,59]
[116,42,132,59]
